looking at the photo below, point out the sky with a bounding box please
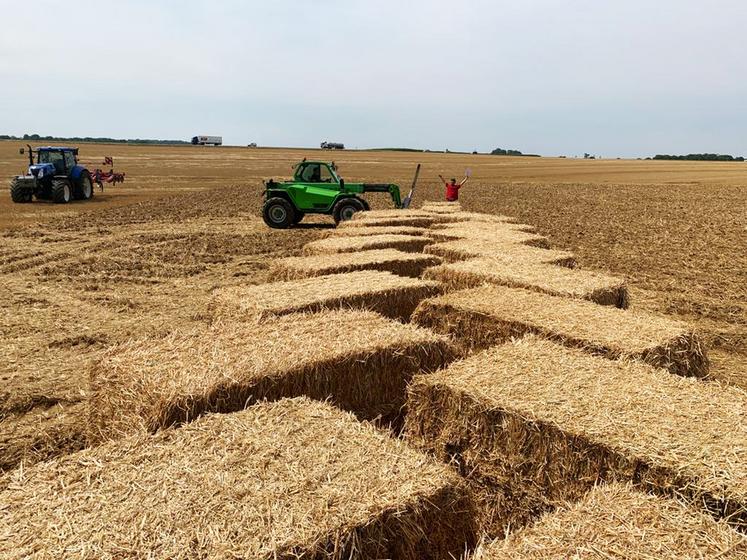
[1,0,745,157]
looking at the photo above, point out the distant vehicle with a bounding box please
[320,141,344,150]
[191,135,222,146]
[247,143,258,148]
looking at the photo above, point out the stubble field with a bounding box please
[0,140,744,477]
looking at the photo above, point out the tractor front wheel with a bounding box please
[52,180,72,204]
[262,197,296,229]
[9,178,32,203]
[333,198,365,224]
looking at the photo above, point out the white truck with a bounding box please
[191,135,222,146]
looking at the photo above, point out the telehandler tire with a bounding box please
[52,180,72,204]
[292,211,305,225]
[263,197,295,229]
[333,198,365,224]
[10,178,32,203]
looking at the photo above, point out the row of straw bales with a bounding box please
[404,337,745,536]
[1,399,477,559]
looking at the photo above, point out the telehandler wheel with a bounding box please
[263,197,296,229]
[52,180,72,204]
[292,211,305,225]
[75,171,94,200]
[9,178,32,203]
[333,198,365,224]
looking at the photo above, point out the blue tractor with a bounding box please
[10,145,94,204]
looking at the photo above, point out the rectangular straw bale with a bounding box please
[424,258,627,308]
[304,234,433,255]
[90,309,458,440]
[421,201,462,211]
[331,225,434,238]
[412,284,708,376]
[405,338,747,534]
[425,240,576,267]
[340,215,438,228]
[431,212,518,224]
[427,223,550,247]
[212,270,442,321]
[351,209,434,220]
[474,483,747,559]
[1,398,477,560]
[271,249,442,279]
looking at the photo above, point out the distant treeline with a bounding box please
[652,153,745,162]
[0,133,190,145]
[491,148,540,157]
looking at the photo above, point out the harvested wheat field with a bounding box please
[413,284,707,376]
[0,398,477,559]
[211,270,441,321]
[425,258,626,307]
[474,483,747,559]
[303,234,433,255]
[405,337,747,534]
[90,309,457,440]
[271,249,441,279]
[424,240,576,266]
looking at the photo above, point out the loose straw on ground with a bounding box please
[474,483,747,559]
[212,270,442,321]
[412,284,708,376]
[424,258,627,307]
[271,249,441,279]
[2,398,477,559]
[405,338,747,535]
[89,309,459,440]
[304,234,433,255]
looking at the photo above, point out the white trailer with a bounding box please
[191,135,223,146]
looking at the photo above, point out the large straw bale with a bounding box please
[424,258,627,307]
[427,223,550,247]
[405,338,745,534]
[1,398,478,559]
[212,271,442,321]
[412,284,707,376]
[304,234,432,255]
[425,240,576,267]
[474,483,747,559]
[340,215,438,228]
[331,225,434,238]
[271,249,442,279]
[432,212,517,224]
[352,209,433,220]
[90,309,458,440]
[421,204,462,214]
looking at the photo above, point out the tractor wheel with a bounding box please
[262,197,296,229]
[75,171,94,200]
[333,198,365,224]
[52,180,72,204]
[292,211,305,225]
[9,178,32,203]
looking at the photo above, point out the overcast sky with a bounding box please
[1,0,745,157]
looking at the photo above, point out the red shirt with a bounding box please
[446,182,461,201]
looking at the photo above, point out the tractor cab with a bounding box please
[22,146,79,178]
[292,161,341,186]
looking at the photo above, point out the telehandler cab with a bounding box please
[262,160,419,228]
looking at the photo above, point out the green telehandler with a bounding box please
[261,160,419,229]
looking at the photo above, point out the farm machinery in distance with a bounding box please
[262,160,419,228]
[9,145,125,204]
